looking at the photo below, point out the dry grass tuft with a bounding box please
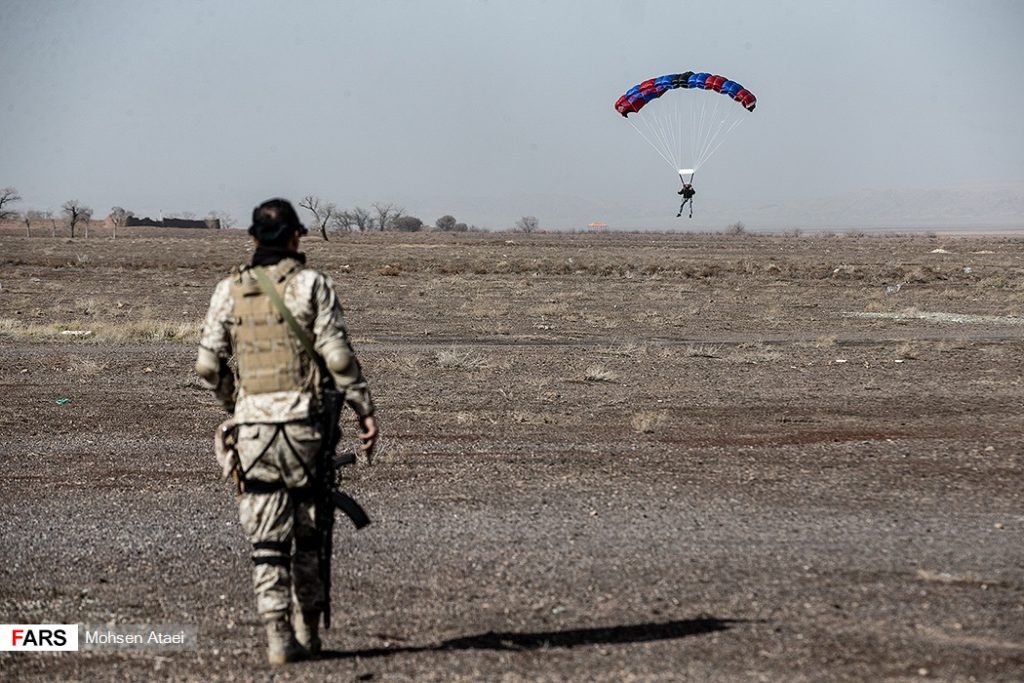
[0,317,200,344]
[583,365,618,383]
[435,348,488,371]
[894,341,920,360]
[68,358,106,376]
[74,297,101,316]
[631,410,666,434]
[730,342,783,364]
[600,342,649,357]
[682,343,722,359]
[375,353,422,373]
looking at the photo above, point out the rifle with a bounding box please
[252,266,370,631]
[315,384,370,631]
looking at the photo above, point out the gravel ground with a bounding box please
[1,231,1022,681]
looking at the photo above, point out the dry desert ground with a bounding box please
[1,227,1023,681]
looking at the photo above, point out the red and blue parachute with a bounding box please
[615,71,756,117]
[615,71,757,179]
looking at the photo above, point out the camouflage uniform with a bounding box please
[197,255,374,650]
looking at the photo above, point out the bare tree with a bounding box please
[331,210,355,233]
[299,195,337,240]
[0,187,22,220]
[109,207,132,227]
[514,216,539,233]
[109,206,134,239]
[372,202,404,231]
[436,214,457,231]
[207,210,232,230]
[62,200,92,238]
[23,210,43,237]
[349,206,375,232]
[45,210,56,237]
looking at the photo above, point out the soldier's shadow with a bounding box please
[319,616,743,660]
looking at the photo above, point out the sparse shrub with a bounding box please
[393,216,423,232]
[724,221,746,236]
[514,216,539,233]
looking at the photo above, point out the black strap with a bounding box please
[290,487,315,503]
[242,477,286,494]
[295,535,320,552]
[240,424,284,479]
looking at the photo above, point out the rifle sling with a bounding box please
[332,490,371,529]
[252,266,370,533]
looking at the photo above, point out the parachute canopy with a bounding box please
[615,70,757,176]
[615,71,756,116]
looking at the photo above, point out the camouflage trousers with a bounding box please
[236,421,324,618]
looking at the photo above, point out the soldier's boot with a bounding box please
[293,609,322,656]
[263,613,307,665]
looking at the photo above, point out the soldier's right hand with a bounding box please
[357,414,379,463]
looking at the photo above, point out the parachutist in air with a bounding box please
[676,183,695,218]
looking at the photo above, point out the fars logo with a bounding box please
[0,625,79,651]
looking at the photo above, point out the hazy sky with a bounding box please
[1,0,1022,230]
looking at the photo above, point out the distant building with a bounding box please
[587,221,608,231]
[125,216,220,229]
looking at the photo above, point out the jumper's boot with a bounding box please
[293,609,322,656]
[264,613,307,665]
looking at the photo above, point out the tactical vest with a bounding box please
[229,259,314,395]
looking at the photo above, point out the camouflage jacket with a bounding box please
[198,258,374,423]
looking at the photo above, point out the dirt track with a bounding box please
[2,229,1023,681]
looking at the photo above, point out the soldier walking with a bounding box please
[196,198,378,664]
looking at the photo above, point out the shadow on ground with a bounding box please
[321,617,745,660]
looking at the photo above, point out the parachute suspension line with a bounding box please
[695,116,746,169]
[693,94,723,171]
[692,94,711,170]
[688,97,700,172]
[676,96,687,172]
[649,102,681,169]
[626,116,678,172]
[635,114,679,172]
[616,72,755,182]
[698,96,747,169]
[622,85,752,176]
[671,96,679,171]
